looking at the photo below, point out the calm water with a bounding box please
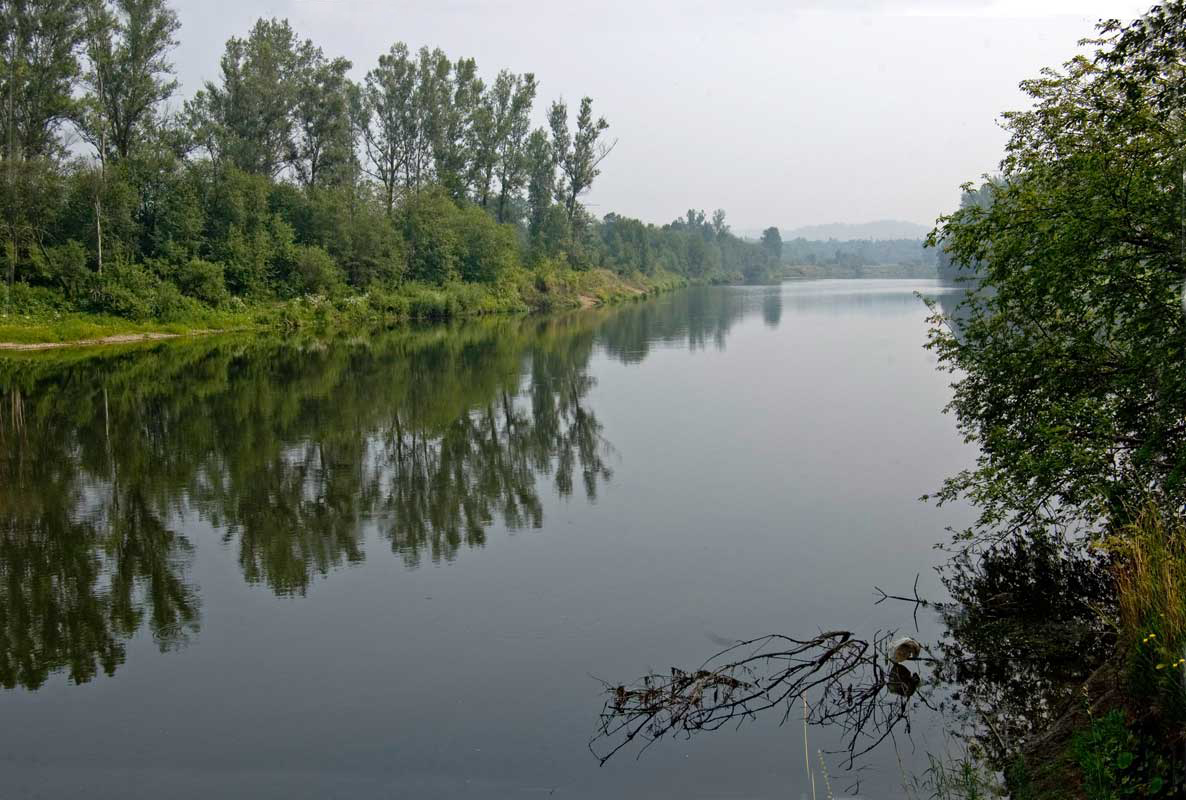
[0,280,974,799]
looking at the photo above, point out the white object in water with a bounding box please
[887,636,922,664]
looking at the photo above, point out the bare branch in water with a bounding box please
[590,630,927,770]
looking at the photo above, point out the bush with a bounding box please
[0,282,70,316]
[291,245,345,296]
[175,259,231,307]
[28,240,92,299]
[1070,708,1176,799]
[399,188,460,284]
[88,262,159,320]
[456,205,518,283]
[403,283,451,319]
[152,282,201,322]
[366,289,410,318]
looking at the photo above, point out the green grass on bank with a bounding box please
[0,267,686,346]
[997,507,1186,800]
[0,308,251,344]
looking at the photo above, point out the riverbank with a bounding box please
[0,267,686,349]
[931,504,1186,800]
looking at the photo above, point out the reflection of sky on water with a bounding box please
[0,281,976,800]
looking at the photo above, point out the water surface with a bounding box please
[0,280,973,799]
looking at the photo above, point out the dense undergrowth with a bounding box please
[0,266,686,344]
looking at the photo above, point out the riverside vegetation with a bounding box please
[9,1,1186,798]
[0,2,785,344]
[591,5,1186,797]
[923,6,1186,794]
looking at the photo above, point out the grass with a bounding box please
[902,749,1003,800]
[0,308,252,344]
[0,268,686,347]
[1108,504,1186,724]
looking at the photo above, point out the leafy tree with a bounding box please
[0,156,62,287]
[0,0,85,160]
[549,96,613,223]
[455,204,517,283]
[187,18,307,177]
[760,226,781,262]
[77,0,180,162]
[430,56,481,202]
[405,46,446,192]
[525,126,554,255]
[289,50,354,188]
[493,71,536,224]
[928,4,1186,543]
[469,69,519,209]
[399,186,458,284]
[0,10,785,312]
[711,209,728,238]
[360,42,415,213]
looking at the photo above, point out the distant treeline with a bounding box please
[0,2,781,325]
[781,237,938,270]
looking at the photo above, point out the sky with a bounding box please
[166,0,1154,233]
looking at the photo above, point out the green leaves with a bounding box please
[931,4,1186,544]
[79,0,181,161]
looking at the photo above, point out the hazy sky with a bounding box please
[167,0,1153,232]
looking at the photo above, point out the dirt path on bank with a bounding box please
[0,330,220,351]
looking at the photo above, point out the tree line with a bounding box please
[782,237,936,270]
[0,1,782,323]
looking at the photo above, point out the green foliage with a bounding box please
[549,97,611,222]
[0,0,86,160]
[1073,711,1134,800]
[77,0,181,161]
[455,204,517,283]
[0,6,773,339]
[399,188,460,284]
[907,751,1001,800]
[1070,710,1175,799]
[594,209,777,284]
[0,282,70,315]
[1109,506,1186,726]
[174,258,230,307]
[784,237,935,271]
[28,240,89,297]
[186,17,308,177]
[760,227,782,262]
[928,4,1186,543]
[288,244,344,296]
[88,260,158,319]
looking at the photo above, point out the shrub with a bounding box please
[456,205,518,283]
[175,259,231,307]
[152,282,201,322]
[29,240,92,299]
[366,289,410,318]
[88,262,159,320]
[291,245,345,296]
[399,188,460,284]
[1069,708,1176,799]
[0,282,71,315]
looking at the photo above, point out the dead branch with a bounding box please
[590,630,927,770]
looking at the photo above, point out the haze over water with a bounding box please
[0,280,975,798]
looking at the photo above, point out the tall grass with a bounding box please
[1110,504,1186,723]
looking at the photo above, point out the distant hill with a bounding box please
[785,220,930,241]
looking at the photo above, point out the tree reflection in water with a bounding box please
[0,287,759,688]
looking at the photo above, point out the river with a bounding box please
[0,279,975,799]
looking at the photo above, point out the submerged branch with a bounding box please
[590,630,926,770]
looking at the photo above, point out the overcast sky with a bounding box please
[167,0,1153,233]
